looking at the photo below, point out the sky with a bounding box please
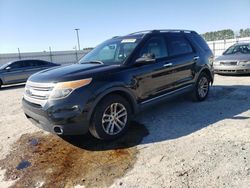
[0,0,249,53]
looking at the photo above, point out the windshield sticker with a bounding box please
[121,39,137,43]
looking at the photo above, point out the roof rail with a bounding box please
[128,30,154,35]
[127,29,197,36]
[158,29,197,34]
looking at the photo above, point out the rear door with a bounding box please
[164,33,198,88]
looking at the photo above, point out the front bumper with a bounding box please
[214,64,250,74]
[22,95,91,135]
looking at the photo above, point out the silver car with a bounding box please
[214,43,250,74]
[0,59,60,88]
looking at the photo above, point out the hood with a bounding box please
[216,53,250,62]
[29,63,121,83]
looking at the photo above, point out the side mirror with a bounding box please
[135,53,156,65]
[5,66,11,71]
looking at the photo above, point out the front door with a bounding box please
[133,35,177,102]
[2,61,26,84]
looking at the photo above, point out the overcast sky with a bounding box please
[0,0,249,53]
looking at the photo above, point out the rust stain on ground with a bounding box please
[0,121,148,188]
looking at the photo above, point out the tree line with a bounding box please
[202,28,250,41]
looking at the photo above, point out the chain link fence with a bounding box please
[207,37,250,57]
[0,49,91,66]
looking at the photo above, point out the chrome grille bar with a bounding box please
[24,81,55,107]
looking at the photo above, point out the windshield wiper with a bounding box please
[81,61,104,65]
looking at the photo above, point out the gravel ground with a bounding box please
[0,75,250,188]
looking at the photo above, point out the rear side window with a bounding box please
[165,35,193,56]
[36,60,48,66]
[22,61,33,67]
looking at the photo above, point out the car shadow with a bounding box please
[61,120,149,151]
[61,85,250,151]
[0,83,25,91]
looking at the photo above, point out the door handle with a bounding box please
[193,56,200,61]
[163,63,173,67]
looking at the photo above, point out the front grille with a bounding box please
[24,81,55,107]
[25,85,53,100]
[220,61,238,66]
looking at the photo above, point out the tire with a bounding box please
[89,94,132,140]
[192,72,210,101]
[0,80,2,89]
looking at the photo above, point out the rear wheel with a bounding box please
[89,94,132,140]
[0,80,2,89]
[192,72,210,101]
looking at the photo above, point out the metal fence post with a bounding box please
[18,48,21,60]
[236,36,239,43]
[224,39,226,51]
[75,49,78,63]
[213,42,215,55]
[49,46,53,62]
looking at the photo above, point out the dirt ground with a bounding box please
[0,74,249,188]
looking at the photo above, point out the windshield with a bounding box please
[79,37,141,65]
[224,44,250,55]
[0,62,10,70]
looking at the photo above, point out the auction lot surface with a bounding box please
[0,75,250,188]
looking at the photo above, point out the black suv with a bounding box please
[22,30,214,140]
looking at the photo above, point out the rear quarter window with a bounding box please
[165,35,193,56]
[187,33,211,52]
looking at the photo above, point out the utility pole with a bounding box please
[49,46,53,62]
[74,28,81,51]
[18,48,21,60]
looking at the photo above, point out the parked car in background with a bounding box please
[0,59,60,88]
[22,29,214,140]
[214,42,250,74]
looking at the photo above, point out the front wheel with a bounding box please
[89,94,132,140]
[192,72,210,101]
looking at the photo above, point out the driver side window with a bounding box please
[9,62,23,69]
[140,36,168,59]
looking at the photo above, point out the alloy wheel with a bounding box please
[101,103,128,135]
[198,76,209,98]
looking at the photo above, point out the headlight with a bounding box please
[239,61,250,65]
[50,78,92,99]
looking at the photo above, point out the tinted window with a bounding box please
[36,60,48,66]
[187,33,211,52]
[22,61,33,67]
[9,61,24,69]
[165,35,193,56]
[140,37,168,58]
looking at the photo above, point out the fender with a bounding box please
[196,65,214,84]
[86,84,138,122]
[0,75,4,85]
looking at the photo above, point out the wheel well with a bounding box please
[89,90,137,122]
[100,91,135,113]
[201,69,213,84]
